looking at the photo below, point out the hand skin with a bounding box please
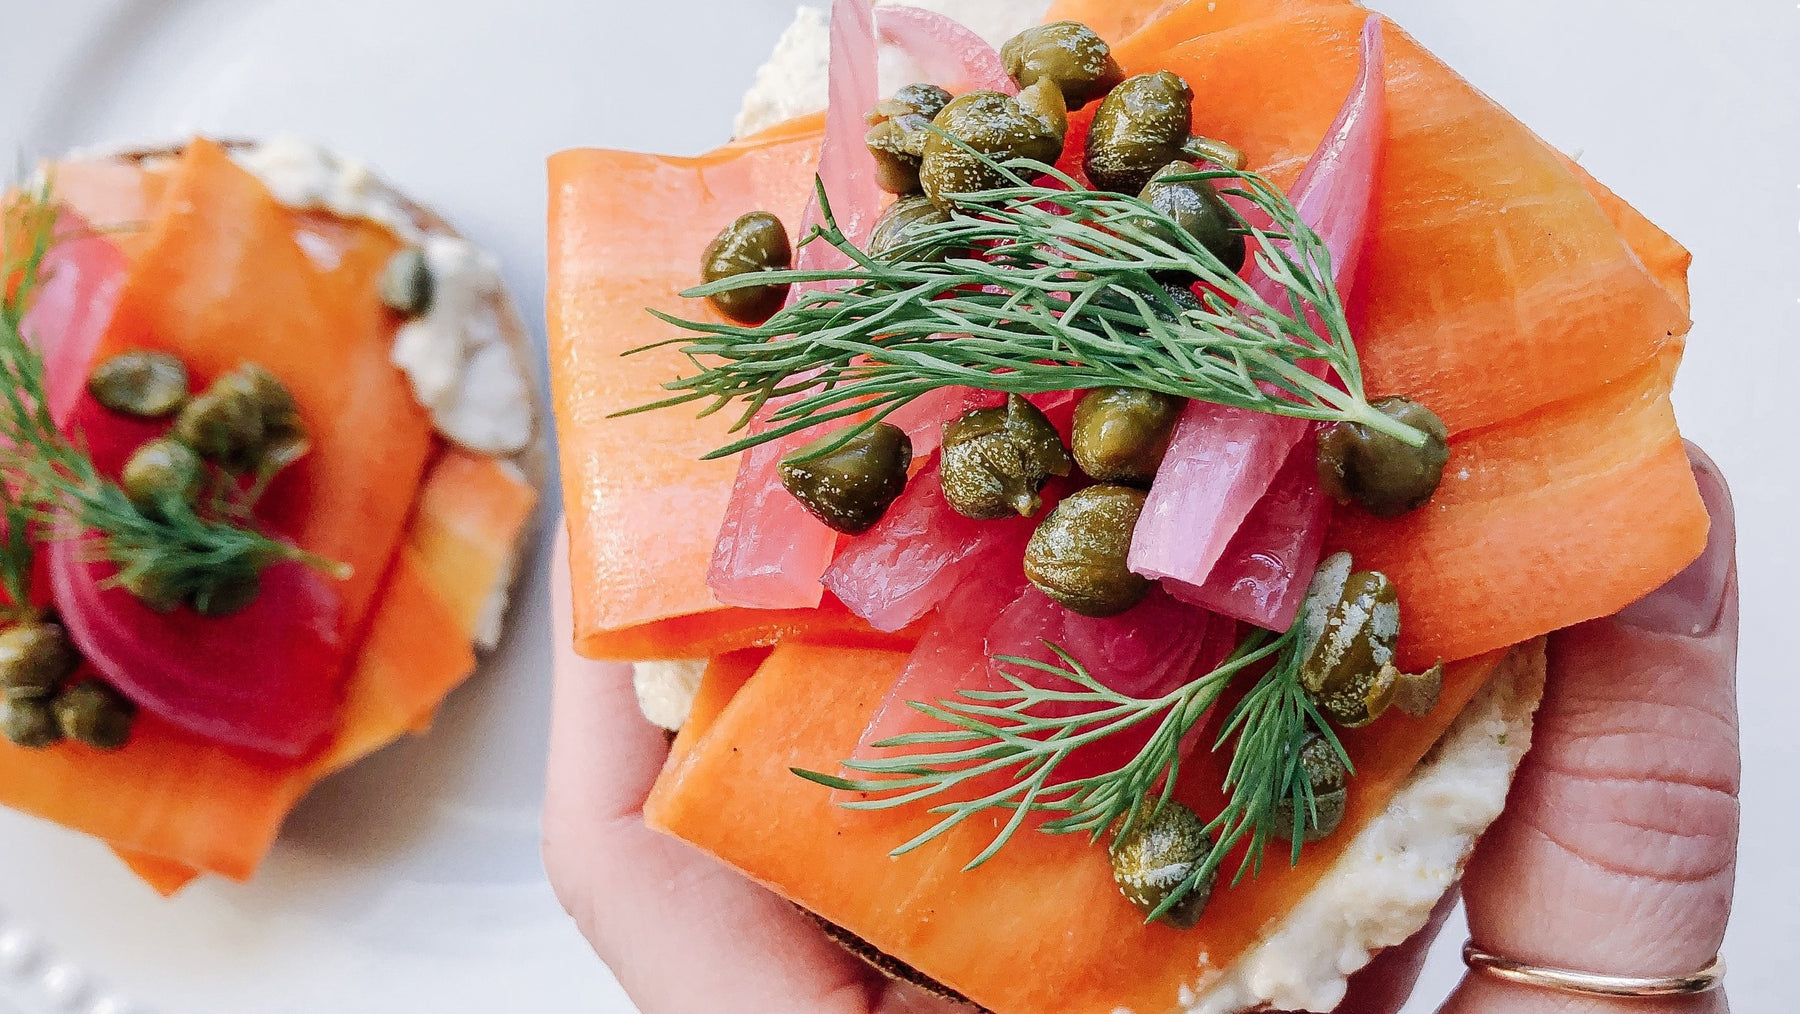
[543,443,1738,1014]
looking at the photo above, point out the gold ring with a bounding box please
[1463,942,1725,998]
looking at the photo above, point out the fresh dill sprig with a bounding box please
[627,151,1427,461]
[795,621,1345,917]
[0,481,35,621]
[0,186,346,610]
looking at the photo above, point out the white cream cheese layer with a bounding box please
[1179,644,1545,1014]
[234,136,535,457]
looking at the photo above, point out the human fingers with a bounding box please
[1445,444,1738,1012]
[540,524,886,1013]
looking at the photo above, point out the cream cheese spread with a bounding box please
[234,136,535,457]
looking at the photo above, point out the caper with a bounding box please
[1,691,62,749]
[379,246,435,318]
[700,211,793,324]
[1139,161,1246,273]
[1110,800,1215,929]
[1014,80,1069,141]
[869,82,953,125]
[192,566,262,618]
[121,438,203,518]
[866,114,932,195]
[52,680,134,751]
[1296,553,1441,728]
[920,91,1064,211]
[1316,396,1450,518]
[939,394,1072,520]
[121,568,183,614]
[1271,732,1349,843]
[1071,387,1182,485]
[1024,484,1151,617]
[173,387,264,474]
[87,350,189,419]
[1157,280,1203,318]
[0,621,80,697]
[777,423,913,535]
[1084,71,1198,194]
[1000,21,1124,108]
[174,363,306,476]
[867,195,951,260]
[223,363,303,444]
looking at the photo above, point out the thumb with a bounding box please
[1447,443,1738,1010]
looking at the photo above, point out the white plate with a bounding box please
[0,2,1793,1012]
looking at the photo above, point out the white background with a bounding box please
[0,1,1792,1012]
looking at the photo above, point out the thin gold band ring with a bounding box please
[1462,942,1725,998]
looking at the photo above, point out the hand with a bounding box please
[543,444,1738,1014]
[541,527,965,1013]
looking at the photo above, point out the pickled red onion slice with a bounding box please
[21,216,128,428]
[823,456,1043,632]
[1131,16,1387,628]
[875,6,1017,95]
[1166,433,1330,631]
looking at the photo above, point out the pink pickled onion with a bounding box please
[984,587,1216,783]
[21,216,129,428]
[41,372,350,757]
[836,566,1029,805]
[706,0,885,609]
[874,6,1017,95]
[49,537,346,757]
[1168,433,1329,630]
[985,586,1209,703]
[823,456,1048,632]
[1131,16,1387,628]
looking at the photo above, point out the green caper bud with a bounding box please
[1071,387,1181,485]
[1084,71,1197,194]
[1299,561,1397,728]
[1139,161,1246,273]
[1272,733,1349,843]
[778,423,913,535]
[867,195,951,260]
[192,567,262,618]
[1157,280,1203,318]
[1110,800,1215,929]
[173,387,265,473]
[1316,396,1451,517]
[1,691,62,749]
[87,350,189,419]
[1295,554,1442,728]
[224,363,303,441]
[1024,484,1151,617]
[700,211,793,324]
[1000,21,1124,108]
[122,438,203,518]
[866,114,931,195]
[939,394,1072,520]
[0,621,81,697]
[121,568,183,614]
[869,83,953,125]
[1014,80,1069,141]
[1186,135,1246,172]
[920,91,1065,211]
[380,246,435,318]
[52,680,134,751]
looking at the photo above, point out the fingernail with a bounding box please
[1618,443,1735,637]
